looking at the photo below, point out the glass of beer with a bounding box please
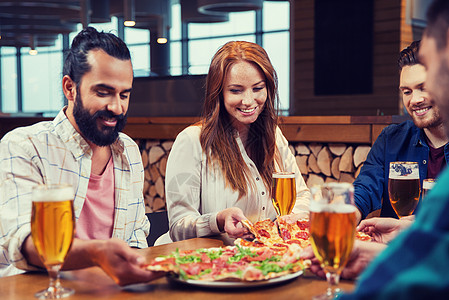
[422,178,436,200]
[31,184,75,299]
[310,183,357,299]
[271,172,296,216]
[388,162,420,218]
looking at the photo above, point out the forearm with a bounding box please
[22,236,101,270]
[21,236,45,269]
[170,212,220,241]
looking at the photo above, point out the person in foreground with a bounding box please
[0,27,161,285]
[165,41,310,242]
[337,0,449,298]
[301,40,437,281]
[301,216,414,280]
[353,40,448,222]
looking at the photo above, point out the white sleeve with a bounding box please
[165,127,221,241]
[276,127,311,214]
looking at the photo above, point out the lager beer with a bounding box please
[388,162,420,218]
[31,199,75,266]
[422,179,436,200]
[271,172,296,216]
[31,184,75,299]
[309,182,355,299]
[310,204,357,274]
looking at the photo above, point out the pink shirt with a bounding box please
[75,158,115,240]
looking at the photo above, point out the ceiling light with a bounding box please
[124,0,136,27]
[157,37,167,44]
[29,35,38,55]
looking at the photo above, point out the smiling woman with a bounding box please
[163,40,310,245]
[223,60,267,139]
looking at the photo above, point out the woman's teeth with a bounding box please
[239,108,256,113]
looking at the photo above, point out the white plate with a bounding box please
[167,270,303,288]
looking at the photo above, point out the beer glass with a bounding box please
[310,183,356,299]
[388,162,420,218]
[31,184,75,299]
[422,179,436,200]
[271,172,296,216]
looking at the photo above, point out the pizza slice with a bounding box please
[355,230,372,242]
[277,218,311,249]
[240,218,284,245]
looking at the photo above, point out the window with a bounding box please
[21,50,63,114]
[1,47,18,113]
[0,2,290,115]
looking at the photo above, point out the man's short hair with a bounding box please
[398,40,420,71]
[63,27,131,87]
[426,0,449,51]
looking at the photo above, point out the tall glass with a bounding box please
[271,172,296,216]
[388,162,420,218]
[31,184,75,299]
[310,183,357,299]
[422,179,436,200]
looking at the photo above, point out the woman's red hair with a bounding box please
[200,41,279,197]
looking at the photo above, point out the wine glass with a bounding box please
[271,172,296,216]
[31,184,75,299]
[388,162,421,218]
[310,183,357,299]
[422,178,436,200]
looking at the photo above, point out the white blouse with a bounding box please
[165,125,310,241]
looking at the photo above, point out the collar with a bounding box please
[53,107,124,160]
[411,124,429,149]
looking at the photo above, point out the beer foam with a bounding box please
[32,185,74,202]
[389,174,419,180]
[273,172,295,178]
[310,202,356,214]
[423,180,436,190]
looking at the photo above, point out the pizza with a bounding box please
[145,218,372,282]
[145,243,305,282]
[239,218,310,253]
[356,230,372,241]
[239,218,372,254]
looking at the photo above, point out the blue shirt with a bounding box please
[340,165,449,299]
[353,120,449,219]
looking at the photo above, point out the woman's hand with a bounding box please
[277,211,309,224]
[216,207,252,238]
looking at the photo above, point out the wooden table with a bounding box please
[0,238,355,300]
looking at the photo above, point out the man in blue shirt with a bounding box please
[339,0,449,298]
[354,40,449,222]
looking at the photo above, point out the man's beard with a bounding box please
[433,56,449,137]
[410,107,442,130]
[73,92,127,147]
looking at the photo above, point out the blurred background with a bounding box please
[0,0,431,117]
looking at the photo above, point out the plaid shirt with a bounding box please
[0,108,150,277]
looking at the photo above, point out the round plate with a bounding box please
[167,270,303,288]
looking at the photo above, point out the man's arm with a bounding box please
[353,129,388,221]
[22,235,162,286]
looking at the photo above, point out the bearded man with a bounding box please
[336,0,449,298]
[353,40,449,222]
[0,27,161,285]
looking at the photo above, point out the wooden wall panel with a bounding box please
[292,0,403,116]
